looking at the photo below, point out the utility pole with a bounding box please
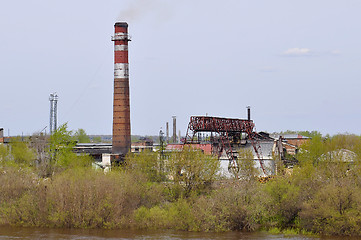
[49,93,58,135]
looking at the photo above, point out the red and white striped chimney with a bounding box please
[111,22,131,155]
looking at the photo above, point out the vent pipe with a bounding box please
[172,116,176,143]
[166,122,169,144]
[247,106,251,121]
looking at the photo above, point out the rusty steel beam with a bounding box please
[187,116,254,133]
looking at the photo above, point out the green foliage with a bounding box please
[126,147,220,198]
[263,176,301,228]
[168,147,220,197]
[297,134,325,166]
[133,183,265,232]
[125,151,166,182]
[0,137,36,168]
[300,177,361,235]
[11,138,35,166]
[133,198,195,230]
[49,123,75,151]
[49,123,91,172]
[0,167,36,204]
[0,144,8,163]
[92,136,102,143]
[4,132,361,236]
[73,128,90,143]
[297,131,322,138]
[236,148,260,180]
[46,168,142,228]
[297,134,361,166]
[0,167,154,228]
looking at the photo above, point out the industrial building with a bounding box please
[0,22,310,178]
[72,22,309,177]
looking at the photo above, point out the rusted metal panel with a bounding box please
[188,116,254,133]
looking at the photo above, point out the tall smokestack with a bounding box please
[172,116,176,143]
[166,122,169,144]
[112,22,131,155]
[247,106,251,121]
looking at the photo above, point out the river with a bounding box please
[0,226,357,240]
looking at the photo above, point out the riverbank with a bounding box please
[2,134,361,236]
[0,225,323,240]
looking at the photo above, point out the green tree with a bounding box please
[49,123,91,174]
[168,147,220,197]
[11,138,36,166]
[74,128,90,143]
[263,176,301,228]
[92,136,102,143]
[125,150,166,182]
[297,134,326,166]
[236,148,260,180]
[298,130,322,138]
[0,144,8,163]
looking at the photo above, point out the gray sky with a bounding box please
[1,0,361,136]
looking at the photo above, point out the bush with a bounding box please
[262,176,301,228]
[46,168,146,228]
[125,151,166,182]
[4,132,361,236]
[167,147,220,198]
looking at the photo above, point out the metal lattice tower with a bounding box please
[49,93,58,135]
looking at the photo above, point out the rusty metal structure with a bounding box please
[111,22,131,155]
[184,115,266,176]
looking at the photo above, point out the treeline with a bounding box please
[1,128,361,236]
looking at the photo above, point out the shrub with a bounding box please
[46,168,146,228]
[125,151,166,182]
[167,147,220,198]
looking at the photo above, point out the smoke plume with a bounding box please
[117,0,172,24]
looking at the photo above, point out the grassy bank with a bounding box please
[2,130,361,236]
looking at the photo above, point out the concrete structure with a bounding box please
[166,138,277,178]
[131,138,154,153]
[222,141,276,178]
[111,22,131,156]
[73,143,112,169]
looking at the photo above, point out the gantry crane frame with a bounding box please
[184,116,266,177]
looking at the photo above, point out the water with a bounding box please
[0,226,354,240]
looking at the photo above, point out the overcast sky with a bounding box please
[1,0,361,136]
